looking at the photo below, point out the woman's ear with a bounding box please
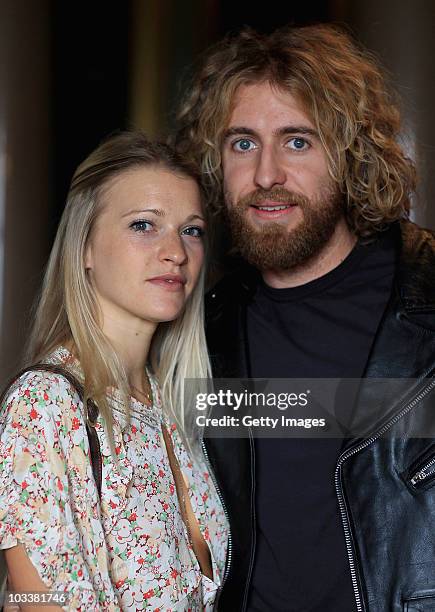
[84,242,93,271]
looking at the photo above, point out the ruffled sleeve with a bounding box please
[0,371,117,610]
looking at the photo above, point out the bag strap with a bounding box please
[4,363,102,498]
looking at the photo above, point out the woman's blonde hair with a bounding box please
[25,131,210,452]
[174,24,416,239]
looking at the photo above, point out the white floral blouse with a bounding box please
[0,347,229,610]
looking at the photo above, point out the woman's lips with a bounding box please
[147,274,186,292]
[250,203,297,220]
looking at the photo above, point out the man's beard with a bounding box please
[224,185,345,271]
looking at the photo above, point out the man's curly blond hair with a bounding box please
[174,24,416,239]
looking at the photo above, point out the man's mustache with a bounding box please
[236,188,309,209]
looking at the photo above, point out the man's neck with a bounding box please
[261,219,358,289]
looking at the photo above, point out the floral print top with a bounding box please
[0,347,229,610]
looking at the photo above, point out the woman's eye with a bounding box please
[182,226,205,238]
[287,137,310,151]
[232,138,256,153]
[130,220,153,233]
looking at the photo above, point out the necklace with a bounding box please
[130,371,153,405]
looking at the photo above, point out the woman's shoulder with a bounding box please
[5,368,78,402]
[1,348,84,427]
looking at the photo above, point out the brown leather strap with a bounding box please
[1,363,102,498]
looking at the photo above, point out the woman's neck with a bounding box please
[113,334,153,391]
[100,313,157,392]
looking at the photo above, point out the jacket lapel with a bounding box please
[346,221,435,440]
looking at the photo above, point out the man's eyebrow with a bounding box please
[223,125,319,139]
[223,127,257,139]
[278,126,319,138]
[122,208,165,218]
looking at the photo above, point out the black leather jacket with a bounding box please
[205,221,435,612]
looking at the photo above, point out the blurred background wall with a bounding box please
[1,0,434,384]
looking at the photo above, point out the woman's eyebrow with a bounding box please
[121,210,205,223]
[184,214,205,223]
[122,208,165,218]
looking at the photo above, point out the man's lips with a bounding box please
[249,202,297,219]
[147,274,186,291]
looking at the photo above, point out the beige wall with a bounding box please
[335,0,435,230]
[129,0,220,136]
[0,2,52,385]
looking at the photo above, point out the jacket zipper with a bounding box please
[410,456,435,486]
[241,429,256,612]
[202,441,233,589]
[335,377,435,612]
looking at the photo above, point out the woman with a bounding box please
[0,132,229,610]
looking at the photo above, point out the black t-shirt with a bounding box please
[246,233,396,611]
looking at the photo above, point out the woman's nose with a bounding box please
[159,233,188,265]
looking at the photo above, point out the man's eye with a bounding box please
[232,138,256,153]
[287,137,310,151]
[130,220,153,232]
[182,226,205,238]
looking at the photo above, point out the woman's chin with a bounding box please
[145,306,186,325]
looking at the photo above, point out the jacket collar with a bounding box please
[394,220,435,313]
[361,220,435,379]
[348,221,435,443]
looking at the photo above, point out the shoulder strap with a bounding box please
[3,363,102,498]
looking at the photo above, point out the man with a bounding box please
[174,25,435,611]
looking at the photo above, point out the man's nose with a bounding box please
[159,232,188,265]
[253,147,286,190]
